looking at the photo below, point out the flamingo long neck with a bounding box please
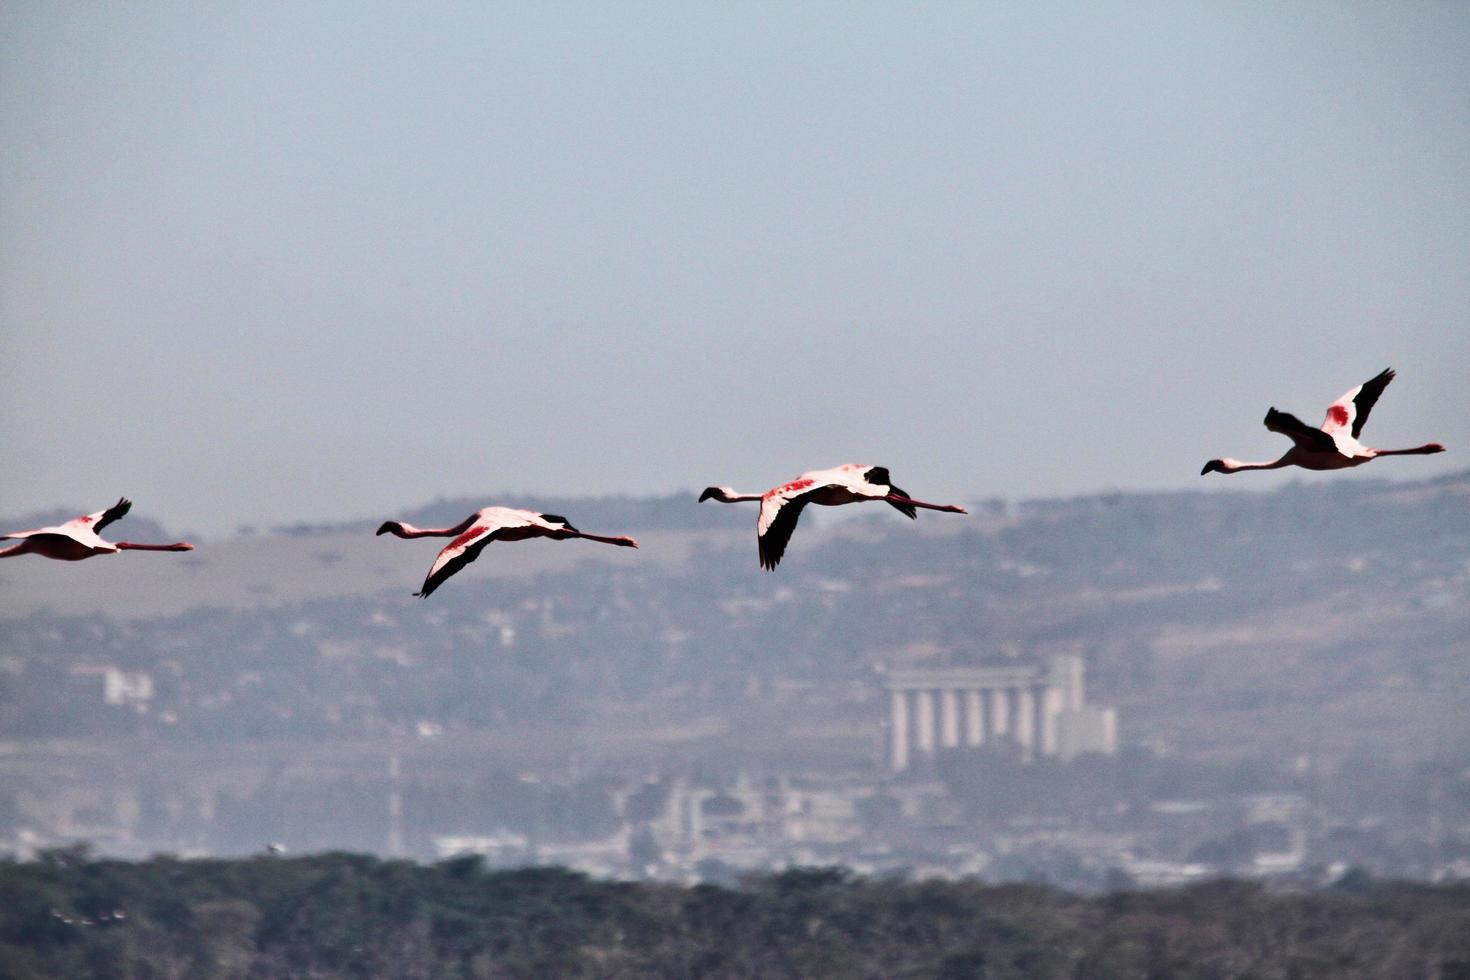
[708,490,763,503]
[380,516,478,538]
[1220,457,1291,473]
[116,541,193,552]
[383,524,445,539]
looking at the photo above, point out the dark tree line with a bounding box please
[2,849,1468,978]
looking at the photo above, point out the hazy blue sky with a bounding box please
[3,3,1467,536]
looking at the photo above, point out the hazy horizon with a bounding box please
[4,3,1468,537]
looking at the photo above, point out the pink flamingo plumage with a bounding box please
[376,506,638,597]
[1202,369,1446,476]
[0,498,194,561]
[699,463,967,570]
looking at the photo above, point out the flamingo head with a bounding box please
[1200,459,1226,475]
[699,486,735,502]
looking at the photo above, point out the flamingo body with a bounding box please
[0,498,194,560]
[699,464,967,570]
[1202,369,1445,476]
[376,505,638,597]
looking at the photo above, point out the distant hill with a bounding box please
[2,468,1467,766]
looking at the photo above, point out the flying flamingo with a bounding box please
[376,506,639,597]
[1201,369,1445,476]
[699,464,968,570]
[0,498,193,560]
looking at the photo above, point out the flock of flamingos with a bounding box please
[1,369,1446,597]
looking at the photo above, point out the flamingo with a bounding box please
[376,506,639,597]
[1202,369,1446,476]
[0,498,193,560]
[699,464,967,570]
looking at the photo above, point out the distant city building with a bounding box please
[883,655,1116,771]
[68,666,154,710]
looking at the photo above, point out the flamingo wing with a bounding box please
[417,537,491,597]
[757,481,822,571]
[1323,368,1395,440]
[0,502,120,544]
[416,512,534,597]
[90,498,133,535]
[1264,408,1337,453]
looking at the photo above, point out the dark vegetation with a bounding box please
[2,850,1468,979]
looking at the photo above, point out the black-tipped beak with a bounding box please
[698,487,719,502]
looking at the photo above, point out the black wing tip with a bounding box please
[886,484,919,520]
[1351,369,1397,438]
[1358,369,1395,395]
[95,497,134,532]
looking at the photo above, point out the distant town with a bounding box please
[2,473,1467,891]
